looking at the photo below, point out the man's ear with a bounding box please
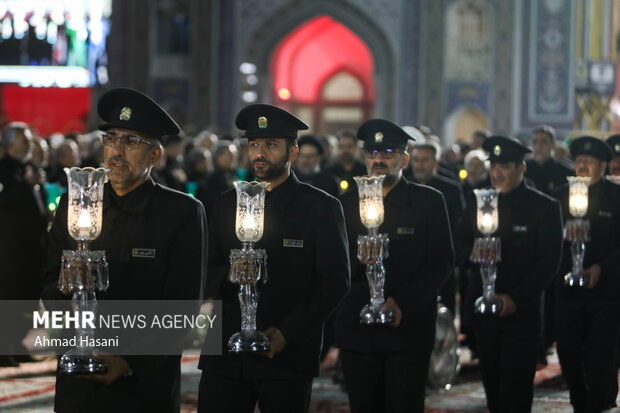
[149,145,163,167]
[401,152,410,170]
[288,144,299,163]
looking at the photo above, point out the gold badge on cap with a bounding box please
[120,107,132,121]
[615,143,620,152]
[374,132,383,143]
[584,142,591,150]
[494,145,501,156]
[258,116,268,129]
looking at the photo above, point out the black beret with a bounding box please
[297,134,325,155]
[606,134,620,156]
[97,88,180,141]
[235,104,308,139]
[357,119,411,150]
[483,135,531,163]
[570,136,612,162]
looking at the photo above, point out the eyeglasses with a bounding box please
[102,132,154,150]
[364,149,403,159]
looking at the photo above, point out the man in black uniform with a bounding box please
[459,136,563,413]
[525,125,573,194]
[406,138,464,315]
[41,88,207,413]
[0,122,48,365]
[555,136,620,413]
[198,104,350,413]
[324,129,367,193]
[294,134,339,198]
[607,134,620,176]
[336,119,454,413]
[525,124,573,366]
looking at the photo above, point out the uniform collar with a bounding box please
[265,171,300,210]
[104,176,156,215]
[499,180,527,201]
[384,177,409,206]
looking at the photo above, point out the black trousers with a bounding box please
[339,348,432,413]
[475,328,538,413]
[197,373,312,413]
[556,299,620,413]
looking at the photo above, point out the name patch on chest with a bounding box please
[283,239,303,248]
[132,248,156,258]
[599,211,612,218]
[397,227,415,235]
[513,225,528,233]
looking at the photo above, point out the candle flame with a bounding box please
[481,213,493,229]
[242,213,256,231]
[367,204,378,221]
[77,209,91,229]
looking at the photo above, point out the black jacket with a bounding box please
[0,155,47,299]
[525,158,573,195]
[459,181,563,332]
[199,172,350,379]
[555,178,620,301]
[41,177,207,413]
[335,177,454,352]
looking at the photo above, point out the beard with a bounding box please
[370,162,400,187]
[251,152,289,182]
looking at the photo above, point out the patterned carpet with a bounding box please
[0,350,618,412]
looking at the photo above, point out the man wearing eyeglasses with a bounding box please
[41,88,206,412]
[335,119,454,413]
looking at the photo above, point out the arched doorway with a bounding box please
[443,105,489,144]
[269,15,375,134]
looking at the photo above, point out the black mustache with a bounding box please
[372,163,388,169]
[109,156,128,165]
[252,159,271,165]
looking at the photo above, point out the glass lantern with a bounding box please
[564,176,591,287]
[471,189,503,315]
[57,167,109,374]
[354,175,393,324]
[228,181,270,353]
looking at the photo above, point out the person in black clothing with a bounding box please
[324,129,367,194]
[198,104,350,413]
[554,136,620,413]
[607,134,620,176]
[195,140,238,220]
[525,124,573,366]
[406,139,464,315]
[336,119,454,413]
[294,134,339,198]
[458,136,563,413]
[0,122,48,366]
[461,149,490,197]
[41,88,207,413]
[526,125,573,195]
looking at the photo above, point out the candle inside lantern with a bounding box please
[481,213,493,231]
[567,176,590,217]
[242,213,256,232]
[366,204,379,225]
[77,208,91,237]
[570,194,587,212]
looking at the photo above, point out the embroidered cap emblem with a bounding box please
[120,107,132,121]
[374,132,383,143]
[258,116,268,129]
[493,145,501,156]
[584,142,591,150]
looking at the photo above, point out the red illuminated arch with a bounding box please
[270,15,374,131]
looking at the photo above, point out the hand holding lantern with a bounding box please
[564,177,591,287]
[57,167,109,374]
[228,181,270,353]
[471,189,503,315]
[354,175,393,324]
